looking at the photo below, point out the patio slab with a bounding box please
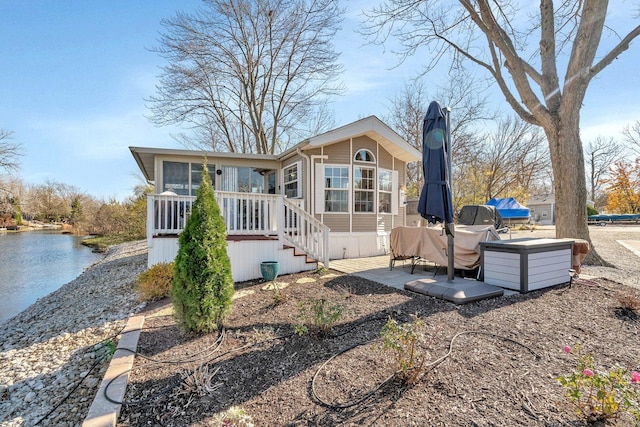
[330,255,504,303]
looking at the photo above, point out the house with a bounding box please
[527,194,555,225]
[130,116,421,282]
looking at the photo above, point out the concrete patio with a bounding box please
[329,255,507,304]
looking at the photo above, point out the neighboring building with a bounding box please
[527,194,555,225]
[130,116,421,282]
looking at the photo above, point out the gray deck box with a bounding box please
[479,238,574,293]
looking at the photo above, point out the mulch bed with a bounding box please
[117,270,640,426]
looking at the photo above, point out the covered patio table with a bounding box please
[390,225,499,273]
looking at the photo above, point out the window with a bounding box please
[190,163,216,196]
[378,169,392,213]
[267,171,276,194]
[163,162,189,195]
[354,166,375,212]
[283,162,301,198]
[222,166,273,193]
[162,161,216,196]
[323,166,348,212]
[354,149,375,163]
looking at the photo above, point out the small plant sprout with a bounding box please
[314,266,328,275]
[294,298,345,338]
[380,314,430,385]
[210,405,254,427]
[96,339,117,362]
[269,281,286,306]
[558,344,640,423]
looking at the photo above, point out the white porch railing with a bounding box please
[281,197,330,268]
[147,192,330,267]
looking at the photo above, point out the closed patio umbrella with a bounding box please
[417,101,455,280]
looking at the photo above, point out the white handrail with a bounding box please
[147,192,329,266]
[282,197,330,268]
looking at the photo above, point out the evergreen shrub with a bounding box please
[171,162,234,333]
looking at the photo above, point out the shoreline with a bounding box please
[0,240,148,427]
[1,226,639,425]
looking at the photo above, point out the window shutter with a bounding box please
[392,170,399,215]
[315,163,325,214]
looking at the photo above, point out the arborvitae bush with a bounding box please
[171,162,234,334]
[136,262,174,302]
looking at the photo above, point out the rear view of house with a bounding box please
[130,116,421,282]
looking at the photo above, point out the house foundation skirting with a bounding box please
[147,237,316,282]
[328,232,390,260]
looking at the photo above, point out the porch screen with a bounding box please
[162,161,215,196]
[163,161,189,195]
[190,163,216,196]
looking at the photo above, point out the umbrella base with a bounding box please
[405,278,503,304]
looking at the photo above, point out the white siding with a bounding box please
[148,237,316,282]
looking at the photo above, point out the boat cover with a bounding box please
[485,197,530,219]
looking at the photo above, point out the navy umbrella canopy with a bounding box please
[417,101,453,228]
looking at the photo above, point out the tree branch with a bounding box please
[591,24,640,77]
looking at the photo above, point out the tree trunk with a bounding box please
[545,111,608,266]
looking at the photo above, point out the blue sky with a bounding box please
[1,1,638,201]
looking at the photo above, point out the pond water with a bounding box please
[0,230,104,323]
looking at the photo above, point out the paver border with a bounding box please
[82,315,145,427]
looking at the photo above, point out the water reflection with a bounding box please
[0,231,103,323]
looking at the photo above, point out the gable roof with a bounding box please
[129,147,278,182]
[282,115,421,163]
[130,116,421,182]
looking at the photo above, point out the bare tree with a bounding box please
[27,180,69,222]
[149,0,345,154]
[365,0,640,262]
[452,116,549,208]
[479,116,549,201]
[584,136,624,206]
[0,175,25,216]
[0,129,21,173]
[386,80,430,196]
[622,121,640,156]
[386,69,492,195]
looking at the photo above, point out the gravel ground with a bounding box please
[0,226,638,426]
[0,240,147,427]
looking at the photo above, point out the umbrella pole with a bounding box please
[447,231,454,281]
[445,106,454,282]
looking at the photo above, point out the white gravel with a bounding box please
[0,240,148,427]
[1,226,639,426]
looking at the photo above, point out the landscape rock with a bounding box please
[0,240,147,427]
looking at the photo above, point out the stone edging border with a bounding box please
[82,315,145,427]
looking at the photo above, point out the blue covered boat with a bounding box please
[485,197,530,224]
